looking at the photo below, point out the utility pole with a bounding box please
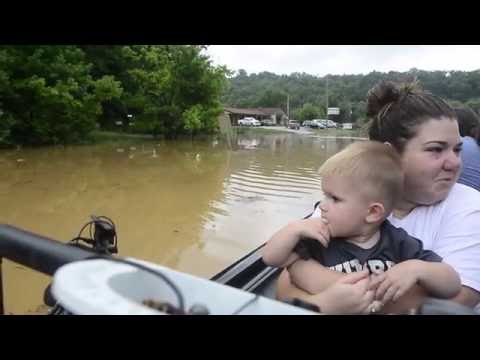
[325,75,329,120]
[287,94,290,123]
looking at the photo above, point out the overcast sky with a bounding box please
[205,45,480,76]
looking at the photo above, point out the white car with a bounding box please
[238,117,261,126]
[261,119,275,126]
[312,119,337,128]
[309,120,326,129]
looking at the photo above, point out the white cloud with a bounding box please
[204,45,480,76]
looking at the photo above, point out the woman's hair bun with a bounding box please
[367,80,422,118]
[366,81,401,117]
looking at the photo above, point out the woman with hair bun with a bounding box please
[275,80,480,314]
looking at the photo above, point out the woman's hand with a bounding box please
[311,269,375,314]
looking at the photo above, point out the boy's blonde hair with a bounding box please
[319,141,404,214]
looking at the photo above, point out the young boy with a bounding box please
[262,141,461,313]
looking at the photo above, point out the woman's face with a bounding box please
[400,117,462,206]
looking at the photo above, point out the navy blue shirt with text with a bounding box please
[293,220,442,274]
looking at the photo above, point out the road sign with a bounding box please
[327,107,340,115]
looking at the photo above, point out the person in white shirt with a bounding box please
[274,80,480,314]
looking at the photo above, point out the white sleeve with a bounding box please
[435,199,480,292]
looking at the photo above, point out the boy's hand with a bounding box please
[294,217,331,247]
[369,260,421,304]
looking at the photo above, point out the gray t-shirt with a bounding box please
[293,220,442,275]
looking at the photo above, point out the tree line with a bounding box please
[222,68,480,123]
[0,45,229,146]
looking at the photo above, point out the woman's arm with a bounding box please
[281,264,432,314]
[416,261,462,298]
[449,286,480,307]
[276,268,375,314]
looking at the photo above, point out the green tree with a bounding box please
[82,45,229,138]
[254,88,287,108]
[298,103,323,121]
[0,46,122,145]
[465,98,480,113]
[351,101,367,124]
[221,68,480,123]
[337,101,352,123]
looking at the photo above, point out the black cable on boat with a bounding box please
[70,215,117,255]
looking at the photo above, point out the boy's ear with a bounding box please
[365,202,386,223]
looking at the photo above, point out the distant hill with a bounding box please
[222,68,480,123]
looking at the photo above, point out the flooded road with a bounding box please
[0,129,362,313]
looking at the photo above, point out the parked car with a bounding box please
[310,120,326,129]
[238,117,261,126]
[261,119,275,126]
[287,120,300,130]
[238,118,249,126]
[302,120,313,127]
[302,120,322,128]
[326,120,338,128]
[312,119,337,128]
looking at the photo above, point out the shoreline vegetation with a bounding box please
[0,127,367,150]
[0,45,228,148]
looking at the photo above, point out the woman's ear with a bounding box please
[365,202,386,223]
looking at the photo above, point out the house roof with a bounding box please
[224,107,265,116]
[224,107,286,116]
[257,108,286,116]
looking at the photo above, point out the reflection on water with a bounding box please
[0,131,361,314]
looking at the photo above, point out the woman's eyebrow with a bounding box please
[423,141,463,147]
[423,141,448,146]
